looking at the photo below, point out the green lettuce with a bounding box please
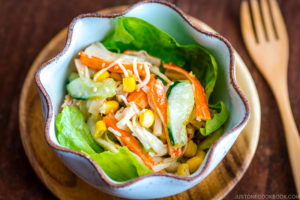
[90,147,153,182]
[56,106,152,181]
[56,106,103,154]
[103,17,217,99]
[200,101,229,136]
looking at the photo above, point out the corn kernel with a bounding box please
[139,109,155,128]
[187,156,203,173]
[176,163,190,176]
[100,101,119,114]
[122,77,136,92]
[110,72,122,81]
[94,120,107,138]
[196,150,206,160]
[94,70,110,82]
[184,140,197,157]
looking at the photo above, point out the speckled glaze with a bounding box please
[35,1,250,199]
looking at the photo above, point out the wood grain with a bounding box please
[18,6,260,200]
[0,0,299,199]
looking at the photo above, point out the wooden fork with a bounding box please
[241,0,300,194]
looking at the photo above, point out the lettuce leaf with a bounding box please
[103,17,217,99]
[90,147,153,182]
[56,106,152,181]
[56,106,103,154]
[200,101,229,136]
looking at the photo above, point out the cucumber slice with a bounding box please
[155,75,167,85]
[167,81,194,146]
[68,72,79,83]
[67,77,117,100]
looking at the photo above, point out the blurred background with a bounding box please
[0,0,299,199]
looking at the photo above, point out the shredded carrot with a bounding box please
[127,90,148,109]
[163,63,211,121]
[103,113,155,169]
[79,51,147,76]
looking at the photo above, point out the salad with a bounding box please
[56,17,229,181]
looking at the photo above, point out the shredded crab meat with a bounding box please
[116,59,129,77]
[137,63,151,90]
[86,98,105,116]
[115,107,125,121]
[116,105,138,130]
[153,112,163,137]
[116,85,128,101]
[126,50,161,66]
[130,116,167,155]
[133,58,142,83]
[108,127,121,137]
[152,158,178,172]
[117,94,129,105]
[115,102,140,130]
[75,59,90,79]
[95,138,118,153]
[62,94,77,108]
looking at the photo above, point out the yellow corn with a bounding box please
[187,156,203,173]
[122,77,136,92]
[176,163,190,176]
[94,70,110,82]
[94,120,107,138]
[196,150,206,160]
[139,109,155,128]
[110,72,122,81]
[100,101,119,114]
[184,140,197,157]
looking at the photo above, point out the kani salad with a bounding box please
[56,17,229,181]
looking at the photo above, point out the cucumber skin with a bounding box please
[155,75,167,85]
[166,81,181,97]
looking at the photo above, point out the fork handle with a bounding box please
[271,81,300,194]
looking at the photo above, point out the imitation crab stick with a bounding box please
[79,51,147,76]
[127,90,148,109]
[163,63,211,121]
[103,113,155,169]
[147,75,183,158]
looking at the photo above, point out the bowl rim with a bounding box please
[35,0,250,188]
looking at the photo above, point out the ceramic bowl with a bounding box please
[35,1,250,199]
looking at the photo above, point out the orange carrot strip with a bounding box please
[103,113,155,169]
[163,63,211,121]
[147,75,183,158]
[79,51,147,76]
[127,90,148,109]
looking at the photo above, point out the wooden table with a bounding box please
[0,0,299,199]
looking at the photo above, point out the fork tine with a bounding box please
[260,0,274,41]
[241,0,258,45]
[269,0,288,41]
[250,0,266,43]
